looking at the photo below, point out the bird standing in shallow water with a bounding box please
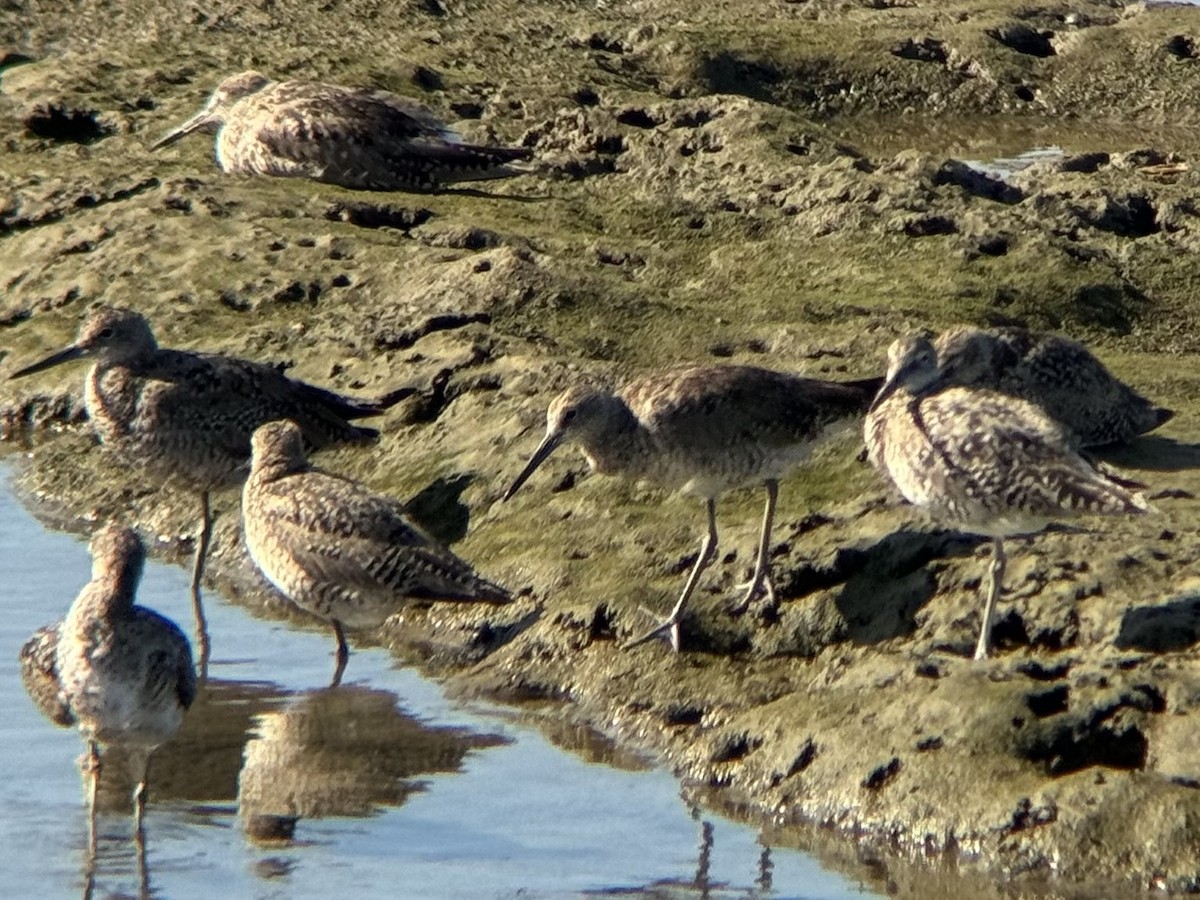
[503,365,882,652]
[242,419,512,687]
[150,70,534,191]
[43,523,195,846]
[931,325,1172,448]
[10,307,409,674]
[864,336,1150,661]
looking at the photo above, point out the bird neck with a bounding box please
[68,576,137,623]
[578,403,651,476]
[251,453,309,483]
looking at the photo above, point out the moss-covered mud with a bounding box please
[6,0,1200,895]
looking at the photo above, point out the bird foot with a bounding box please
[624,606,683,653]
[727,573,777,619]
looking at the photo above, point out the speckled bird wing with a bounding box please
[260,470,504,603]
[19,623,74,728]
[131,609,197,710]
[912,388,1144,518]
[625,366,872,460]
[137,350,374,460]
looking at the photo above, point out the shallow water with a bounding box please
[0,464,880,900]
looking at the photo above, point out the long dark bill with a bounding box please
[149,111,213,151]
[502,431,563,502]
[10,344,85,379]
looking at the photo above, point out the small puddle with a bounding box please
[962,146,1065,180]
[0,463,881,899]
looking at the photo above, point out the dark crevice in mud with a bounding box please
[399,365,502,426]
[373,312,493,351]
[987,23,1056,58]
[862,756,902,790]
[0,178,160,236]
[891,37,950,64]
[1017,685,1165,776]
[934,161,1024,205]
[23,104,111,144]
[1165,34,1199,60]
[710,731,762,764]
[324,201,434,232]
[1026,685,1069,718]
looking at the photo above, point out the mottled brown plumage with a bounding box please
[243,420,511,687]
[43,524,195,841]
[933,325,1172,447]
[19,623,73,728]
[865,336,1149,660]
[504,365,882,651]
[10,307,408,669]
[151,70,534,191]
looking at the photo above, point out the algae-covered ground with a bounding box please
[6,0,1200,895]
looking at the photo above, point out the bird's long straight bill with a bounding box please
[10,344,85,379]
[502,432,563,501]
[867,375,902,414]
[149,111,212,151]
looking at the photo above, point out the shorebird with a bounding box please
[865,336,1150,660]
[502,365,883,651]
[149,70,534,191]
[242,419,512,687]
[10,306,410,672]
[39,524,196,845]
[932,325,1172,447]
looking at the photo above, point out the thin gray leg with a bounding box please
[132,749,152,840]
[190,491,212,682]
[86,740,100,856]
[627,498,719,652]
[728,480,779,617]
[974,537,1007,661]
[330,621,350,688]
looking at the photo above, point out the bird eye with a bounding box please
[562,408,578,424]
[98,327,114,339]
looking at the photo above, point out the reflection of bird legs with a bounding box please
[83,740,101,857]
[627,499,719,652]
[693,820,714,891]
[974,537,1007,661]
[727,480,779,617]
[190,492,212,683]
[755,840,774,894]
[330,621,349,688]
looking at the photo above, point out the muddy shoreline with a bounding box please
[5,1,1200,895]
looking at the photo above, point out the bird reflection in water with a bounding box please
[582,810,780,899]
[237,685,508,843]
[36,678,284,900]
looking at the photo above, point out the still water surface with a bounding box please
[0,465,879,899]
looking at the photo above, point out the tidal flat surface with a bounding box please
[0,464,878,900]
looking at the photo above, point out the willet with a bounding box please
[242,419,512,687]
[10,306,411,673]
[47,523,196,845]
[502,365,883,651]
[150,70,534,191]
[932,325,1172,447]
[864,335,1150,660]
